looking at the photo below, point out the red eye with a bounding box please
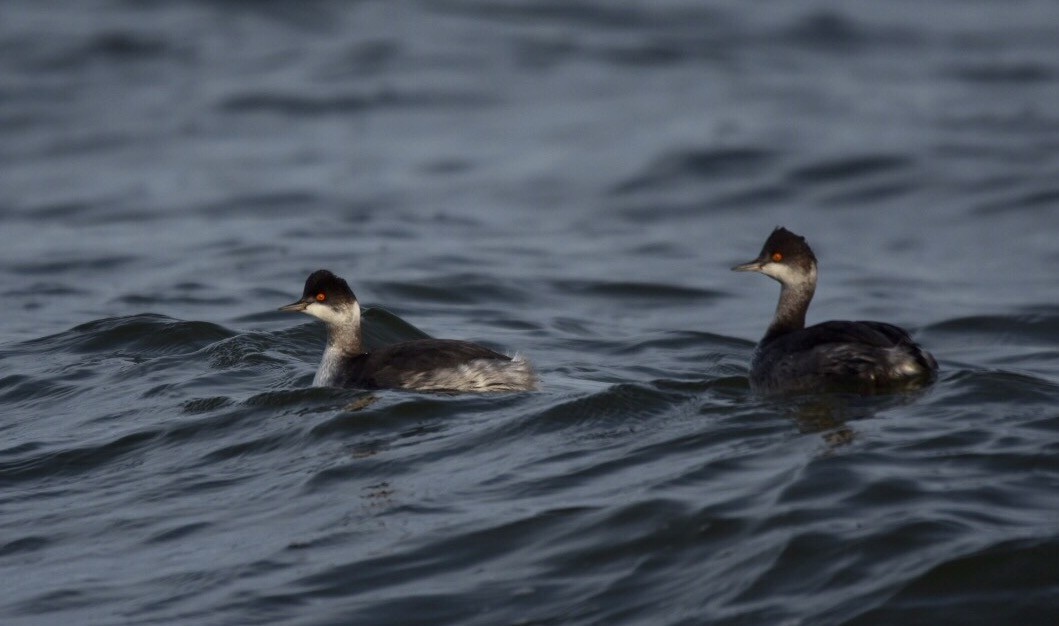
[771,252,783,262]
[315,293,326,302]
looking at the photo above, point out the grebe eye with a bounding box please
[315,293,326,302]
[771,252,783,262]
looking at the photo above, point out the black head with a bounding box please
[732,227,817,282]
[301,269,356,302]
[279,269,358,313]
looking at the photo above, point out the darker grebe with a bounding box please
[732,228,938,394]
[279,270,537,392]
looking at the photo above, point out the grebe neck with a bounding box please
[764,270,816,342]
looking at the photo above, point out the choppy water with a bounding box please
[3,1,1059,624]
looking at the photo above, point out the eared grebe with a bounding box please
[279,270,537,392]
[732,227,938,394]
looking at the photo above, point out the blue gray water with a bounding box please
[2,1,1059,624]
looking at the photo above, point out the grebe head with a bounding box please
[278,269,360,326]
[732,227,817,287]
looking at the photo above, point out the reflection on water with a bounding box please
[774,389,935,452]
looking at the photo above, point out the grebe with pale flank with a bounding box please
[280,270,537,393]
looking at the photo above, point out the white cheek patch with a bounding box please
[760,262,816,286]
[760,262,795,282]
[305,301,360,327]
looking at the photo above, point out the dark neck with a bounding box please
[763,280,815,343]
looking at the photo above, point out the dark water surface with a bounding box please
[3,1,1059,624]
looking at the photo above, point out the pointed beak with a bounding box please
[731,258,765,272]
[278,299,309,312]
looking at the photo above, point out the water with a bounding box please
[2,1,1058,624]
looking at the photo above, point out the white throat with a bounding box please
[304,300,363,386]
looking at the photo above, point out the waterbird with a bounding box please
[280,270,537,392]
[732,227,938,394]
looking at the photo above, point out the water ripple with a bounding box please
[3,0,1059,624]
